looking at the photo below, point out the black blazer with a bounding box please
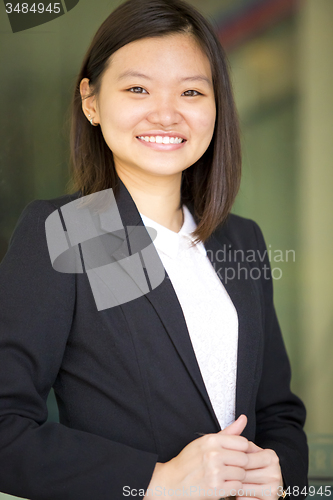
[0,179,308,500]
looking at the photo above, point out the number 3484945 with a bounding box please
[5,3,61,14]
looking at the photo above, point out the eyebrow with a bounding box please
[117,70,212,86]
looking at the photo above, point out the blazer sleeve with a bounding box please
[0,200,158,500]
[251,221,308,500]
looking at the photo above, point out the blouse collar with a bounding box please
[139,205,207,259]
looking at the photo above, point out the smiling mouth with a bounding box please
[136,135,186,144]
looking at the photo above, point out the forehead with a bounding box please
[104,33,213,82]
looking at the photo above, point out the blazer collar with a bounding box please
[97,178,260,433]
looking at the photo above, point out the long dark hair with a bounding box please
[68,0,241,243]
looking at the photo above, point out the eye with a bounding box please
[128,87,148,94]
[182,90,203,97]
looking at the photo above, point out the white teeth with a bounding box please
[138,135,184,144]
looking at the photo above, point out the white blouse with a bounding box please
[139,204,239,430]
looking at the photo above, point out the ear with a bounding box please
[79,78,100,126]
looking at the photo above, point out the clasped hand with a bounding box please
[145,415,283,499]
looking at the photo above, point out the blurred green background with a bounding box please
[1,0,332,497]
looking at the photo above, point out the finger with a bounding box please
[236,496,261,500]
[243,469,271,484]
[245,450,271,470]
[216,434,249,452]
[240,483,275,500]
[236,497,261,500]
[242,469,282,493]
[221,465,247,482]
[236,486,263,499]
[223,480,245,497]
[220,415,248,436]
[247,441,262,453]
[221,449,250,467]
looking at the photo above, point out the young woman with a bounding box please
[0,0,308,498]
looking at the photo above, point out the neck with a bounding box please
[116,167,184,233]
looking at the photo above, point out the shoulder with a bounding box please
[214,212,266,252]
[7,191,82,250]
[22,190,82,215]
[14,191,82,229]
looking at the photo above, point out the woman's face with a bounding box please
[85,33,216,182]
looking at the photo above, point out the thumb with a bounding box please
[220,414,248,436]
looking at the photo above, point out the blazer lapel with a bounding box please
[97,180,221,430]
[201,220,261,424]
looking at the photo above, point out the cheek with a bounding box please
[100,96,144,135]
[191,104,216,137]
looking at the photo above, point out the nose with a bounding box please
[146,94,182,127]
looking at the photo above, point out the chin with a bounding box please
[144,166,184,177]
[133,160,181,175]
